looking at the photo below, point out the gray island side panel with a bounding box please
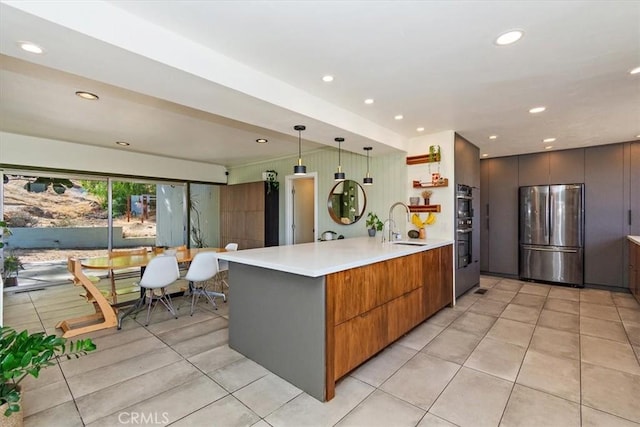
[228,263,326,400]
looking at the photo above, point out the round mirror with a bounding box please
[327,180,367,225]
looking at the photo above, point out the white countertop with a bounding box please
[216,236,454,277]
[628,236,640,245]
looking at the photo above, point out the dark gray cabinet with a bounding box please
[454,133,480,295]
[480,160,490,271]
[481,156,519,276]
[584,144,625,288]
[518,153,549,186]
[481,142,634,289]
[550,149,584,184]
[629,142,640,236]
[455,133,480,187]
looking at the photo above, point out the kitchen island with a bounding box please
[216,237,454,401]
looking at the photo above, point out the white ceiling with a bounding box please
[0,1,638,167]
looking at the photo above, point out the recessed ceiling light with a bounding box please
[394,114,403,120]
[115,141,130,146]
[630,66,640,75]
[364,98,374,105]
[75,91,99,100]
[544,145,553,150]
[256,138,268,143]
[322,75,334,82]
[416,127,425,132]
[495,30,524,46]
[18,41,43,54]
[542,137,556,143]
[482,154,489,157]
[529,106,546,114]
[489,135,498,140]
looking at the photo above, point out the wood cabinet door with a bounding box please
[383,254,422,302]
[333,305,386,380]
[440,244,454,307]
[328,266,377,325]
[386,288,423,343]
[423,247,442,318]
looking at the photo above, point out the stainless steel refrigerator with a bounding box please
[519,184,584,286]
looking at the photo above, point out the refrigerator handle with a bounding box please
[549,192,553,242]
[630,209,632,226]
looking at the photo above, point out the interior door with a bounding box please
[292,178,315,244]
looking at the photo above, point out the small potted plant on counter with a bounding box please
[366,212,384,237]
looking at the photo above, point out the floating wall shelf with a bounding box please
[408,205,441,213]
[406,153,441,165]
[412,178,449,188]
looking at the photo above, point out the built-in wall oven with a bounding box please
[456,184,473,269]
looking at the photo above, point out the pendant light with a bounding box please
[293,125,307,175]
[334,137,346,181]
[363,146,373,185]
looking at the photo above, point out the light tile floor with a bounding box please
[4,275,640,426]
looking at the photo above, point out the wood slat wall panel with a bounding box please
[220,182,266,248]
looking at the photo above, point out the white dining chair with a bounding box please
[136,255,180,326]
[218,242,238,290]
[185,251,226,315]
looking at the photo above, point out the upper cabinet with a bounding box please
[518,149,585,186]
[518,153,549,186]
[550,149,584,184]
[454,133,480,187]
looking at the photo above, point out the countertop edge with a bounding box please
[628,235,640,245]
[217,237,454,277]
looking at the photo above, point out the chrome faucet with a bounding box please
[382,218,397,243]
[386,202,410,243]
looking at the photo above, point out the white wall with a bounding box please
[227,147,408,243]
[0,132,228,183]
[407,131,456,241]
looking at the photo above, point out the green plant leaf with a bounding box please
[0,326,96,407]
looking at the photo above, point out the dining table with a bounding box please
[57,247,224,337]
[80,247,222,271]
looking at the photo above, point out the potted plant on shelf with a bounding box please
[421,190,433,205]
[0,327,96,425]
[366,212,384,237]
